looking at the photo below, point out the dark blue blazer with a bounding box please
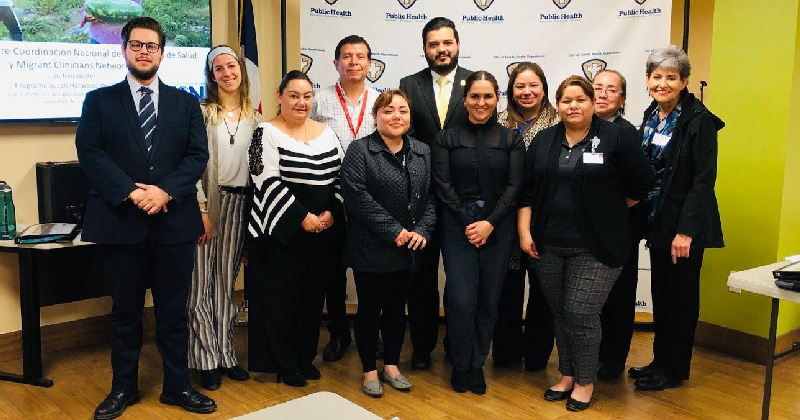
[75,79,208,244]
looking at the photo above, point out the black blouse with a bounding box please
[432,118,526,227]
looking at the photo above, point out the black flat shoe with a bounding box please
[628,363,656,379]
[200,369,221,391]
[634,370,683,391]
[277,370,307,387]
[159,388,216,414]
[220,365,250,381]
[411,352,432,370]
[566,396,591,412]
[322,335,351,362]
[543,387,572,402]
[94,389,141,420]
[468,367,486,395]
[299,364,321,380]
[450,369,469,393]
[597,362,625,381]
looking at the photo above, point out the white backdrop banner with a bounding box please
[301,0,671,312]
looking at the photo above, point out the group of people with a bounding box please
[75,15,724,420]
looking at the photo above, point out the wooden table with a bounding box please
[232,392,383,420]
[0,236,95,387]
[727,261,800,420]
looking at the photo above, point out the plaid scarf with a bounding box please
[642,103,681,222]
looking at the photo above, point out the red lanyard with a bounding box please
[335,84,368,140]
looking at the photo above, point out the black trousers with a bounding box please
[598,236,640,368]
[408,220,442,356]
[102,237,195,394]
[650,247,705,381]
[246,230,336,374]
[492,265,554,367]
[353,271,412,372]
[325,264,351,340]
[441,207,514,371]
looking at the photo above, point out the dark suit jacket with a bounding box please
[521,116,655,267]
[399,66,473,147]
[76,79,208,245]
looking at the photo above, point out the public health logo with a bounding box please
[325,0,337,4]
[553,0,571,9]
[506,62,521,77]
[582,58,607,81]
[367,59,386,83]
[474,0,494,11]
[300,54,313,74]
[634,0,647,4]
[397,0,416,9]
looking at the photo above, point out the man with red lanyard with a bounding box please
[310,34,378,362]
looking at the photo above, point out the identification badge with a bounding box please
[652,133,671,147]
[583,153,604,164]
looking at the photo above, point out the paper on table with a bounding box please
[786,255,800,263]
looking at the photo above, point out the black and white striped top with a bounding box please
[248,122,344,243]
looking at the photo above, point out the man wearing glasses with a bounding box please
[591,69,646,382]
[76,17,214,419]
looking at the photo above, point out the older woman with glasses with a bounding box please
[628,45,724,392]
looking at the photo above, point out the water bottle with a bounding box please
[0,181,17,240]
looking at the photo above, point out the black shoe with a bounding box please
[451,369,469,393]
[468,367,486,395]
[634,370,683,391]
[566,396,592,412]
[628,363,657,379]
[299,364,321,380]
[322,335,351,362]
[200,369,221,391]
[411,352,431,370]
[159,388,216,414]
[277,370,307,387]
[94,389,141,420]
[219,365,250,381]
[597,362,625,381]
[543,387,572,402]
[375,336,384,360]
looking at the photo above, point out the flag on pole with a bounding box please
[239,0,262,114]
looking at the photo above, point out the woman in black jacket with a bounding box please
[341,89,436,398]
[518,75,653,411]
[433,70,526,395]
[628,46,724,392]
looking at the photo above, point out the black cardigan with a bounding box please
[340,131,436,273]
[520,115,655,267]
[641,89,725,249]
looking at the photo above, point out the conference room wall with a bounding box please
[0,1,705,337]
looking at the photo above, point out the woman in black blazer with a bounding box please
[433,70,526,395]
[340,90,436,398]
[628,46,724,392]
[518,76,653,411]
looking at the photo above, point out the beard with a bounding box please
[425,51,459,75]
[128,62,159,81]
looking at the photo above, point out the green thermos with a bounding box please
[0,180,17,240]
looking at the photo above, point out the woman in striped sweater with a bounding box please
[246,70,345,388]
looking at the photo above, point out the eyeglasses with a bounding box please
[127,40,162,53]
[593,87,620,96]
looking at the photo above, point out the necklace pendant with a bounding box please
[227,111,234,118]
[230,134,235,145]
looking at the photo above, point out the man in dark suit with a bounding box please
[75,17,215,420]
[399,17,472,370]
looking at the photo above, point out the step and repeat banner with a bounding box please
[301,0,671,312]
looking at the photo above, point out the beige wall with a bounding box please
[0,0,297,335]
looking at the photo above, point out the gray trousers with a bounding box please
[534,246,621,384]
[188,190,247,370]
[441,204,514,371]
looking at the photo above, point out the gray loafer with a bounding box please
[380,370,412,391]
[362,379,383,398]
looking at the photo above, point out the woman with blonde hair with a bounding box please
[188,45,262,391]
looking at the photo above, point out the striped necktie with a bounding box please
[138,86,156,151]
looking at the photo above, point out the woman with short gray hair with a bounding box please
[628,45,725,391]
